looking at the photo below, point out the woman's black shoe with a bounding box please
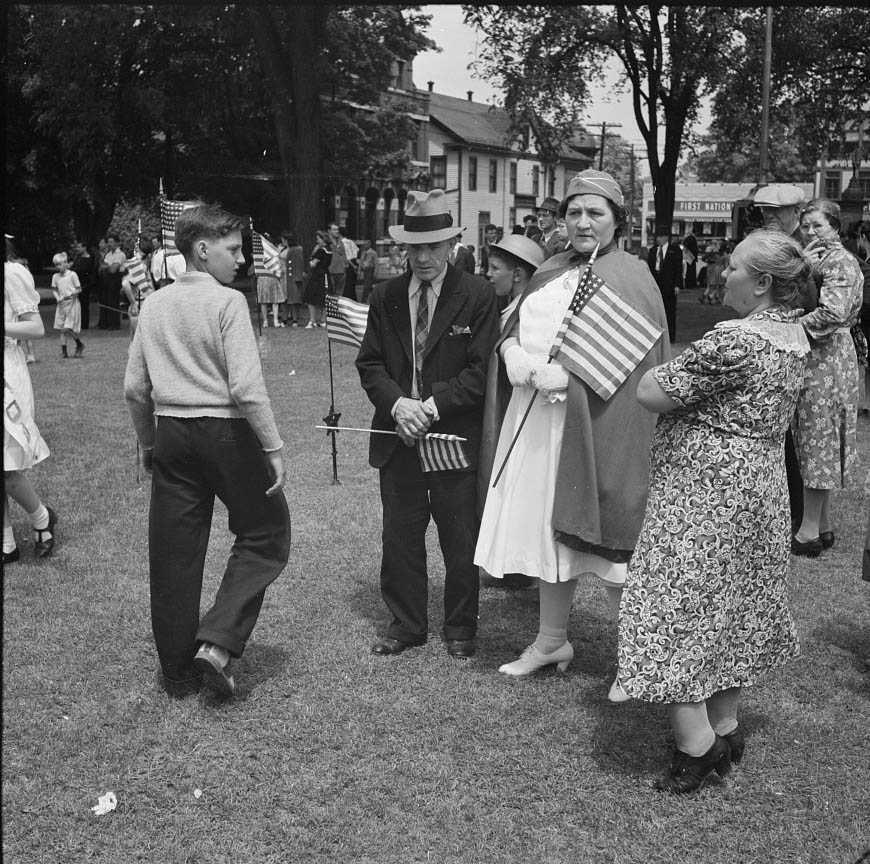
[3,547,20,565]
[655,734,732,794]
[722,727,745,764]
[791,535,822,558]
[819,531,835,550]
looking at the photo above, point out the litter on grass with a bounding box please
[90,791,117,815]
[193,789,203,799]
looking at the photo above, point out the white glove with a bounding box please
[503,344,535,387]
[530,361,569,394]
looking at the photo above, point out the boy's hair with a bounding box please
[52,251,68,267]
[174,203,246,257]
[488,247,535,280]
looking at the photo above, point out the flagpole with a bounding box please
[323,331,341,485]
[491,243,600,488]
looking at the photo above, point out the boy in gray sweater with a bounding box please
[124,203,291,698]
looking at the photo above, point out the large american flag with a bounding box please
[159,198,191,253]
[325,294,368,348]
[417,433,469,473]
[252,231,282,278]
[550,266,663,401]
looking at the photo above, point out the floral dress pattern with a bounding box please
[791,241,863,489]
[618,309,808,703]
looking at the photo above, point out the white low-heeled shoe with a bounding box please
[498,642,574,676]
[607,677,630,703]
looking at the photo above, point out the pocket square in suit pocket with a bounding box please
[450,325,472,336]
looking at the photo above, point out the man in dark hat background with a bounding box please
[536,197,563,259]
[646,225,683,342]
[356,189,499,660]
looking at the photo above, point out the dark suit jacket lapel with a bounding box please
[383,273,414,366]
[424,266,466,360]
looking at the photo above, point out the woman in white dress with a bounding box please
[4,237,57,563]
[474,170,670,696]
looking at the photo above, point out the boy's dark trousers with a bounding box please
[149,416,291,688]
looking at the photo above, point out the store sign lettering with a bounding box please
[676,201,733,212]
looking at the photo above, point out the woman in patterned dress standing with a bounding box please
[617,229,814,793]
[790,199,864,556]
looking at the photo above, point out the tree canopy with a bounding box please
[691,6,870,184]
[5,4,434,259]
[464,4,739,230]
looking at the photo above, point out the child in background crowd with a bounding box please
[51,252,85,358]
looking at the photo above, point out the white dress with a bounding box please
[4,262,50,470]
[474,271,626,584]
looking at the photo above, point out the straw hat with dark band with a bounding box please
[388,189,465,244]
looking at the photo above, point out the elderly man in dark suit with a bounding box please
[357,190,499,659]
[646,226,683,342]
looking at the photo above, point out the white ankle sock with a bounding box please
[3,526,16,553]
[29,504,49,531]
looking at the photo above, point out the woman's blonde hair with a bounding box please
[742,227,816,308]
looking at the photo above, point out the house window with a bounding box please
[509,162,517,195]
[469,156,478,191]
[548,167,556,197]
[509,207,516,229]
[532,166,540,196]
[489,159,498,193]
[859,169,870,198]
[824,170,841,199]
[430,156,446,190]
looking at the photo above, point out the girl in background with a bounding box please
[51,252,85,358]
[4,237,57,563]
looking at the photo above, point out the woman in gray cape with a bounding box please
[475,170,669,697]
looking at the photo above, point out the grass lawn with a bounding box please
[3,289,869,864]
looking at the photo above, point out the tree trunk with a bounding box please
[248,5,327,257]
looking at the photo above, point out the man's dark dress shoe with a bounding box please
[819,531,835,549]
[446,639,475,658]
[371,637,417,656]
[791,535,823,558]
[655,734,732,794]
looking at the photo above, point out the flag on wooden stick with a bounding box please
[549,267,663,401]
[417,433,470,472]
[252,231,282,278]
[325,294,368,348]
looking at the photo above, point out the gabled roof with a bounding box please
[427,91,515,150]
[426,91,597,164]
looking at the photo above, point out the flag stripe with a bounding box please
[325,294,368,348]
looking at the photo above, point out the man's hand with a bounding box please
[141,447,154,474]
[264,448,286,497]
[393,397,432,438]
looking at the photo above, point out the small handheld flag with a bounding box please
[549,270,662,401]
[252,231,282,278]
[417,434,469,473]
[325,294,368,348]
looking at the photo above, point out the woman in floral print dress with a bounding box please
[617,229,814,794]
[791,199,864,557]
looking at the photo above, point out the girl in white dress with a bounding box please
[4,238,57,563]
[51,252,85,358]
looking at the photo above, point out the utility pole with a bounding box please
[758,6,773,186]
[597,122,622,171]
[627,144,636,251]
